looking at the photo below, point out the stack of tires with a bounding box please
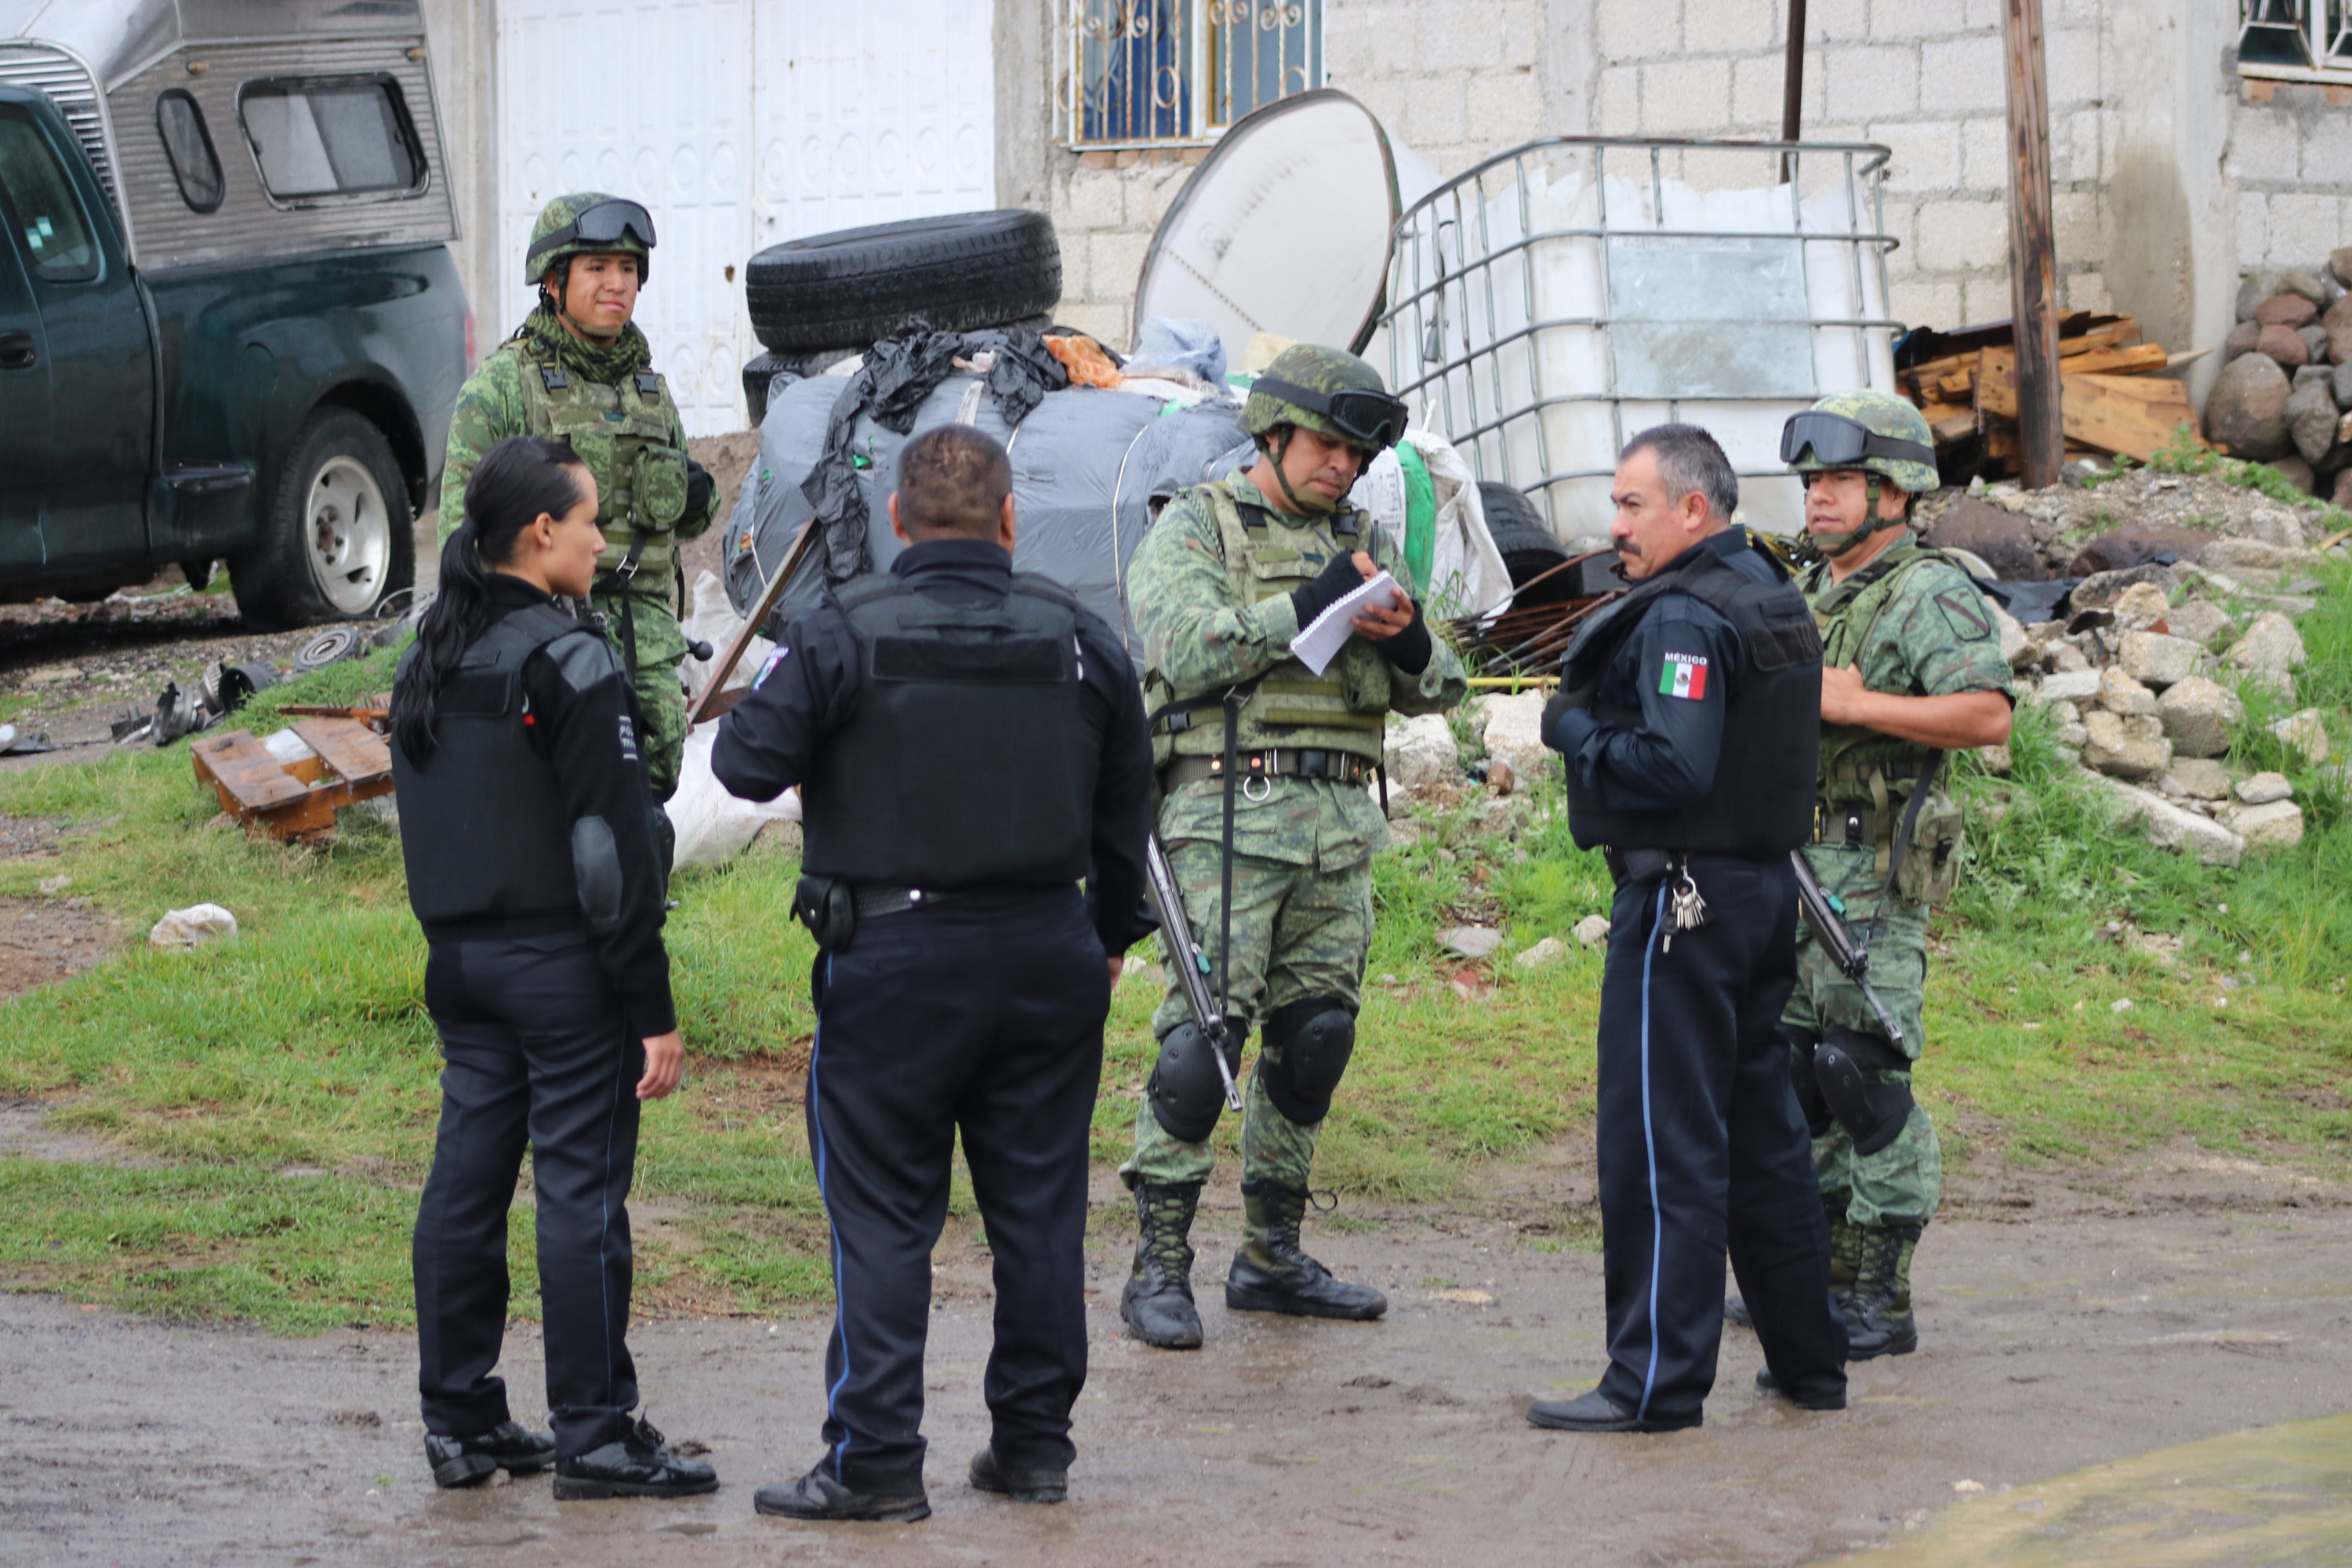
[741,210,1064,425]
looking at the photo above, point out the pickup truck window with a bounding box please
[156,91,224,213]
[0,106,99,283]
[239,76,421,201]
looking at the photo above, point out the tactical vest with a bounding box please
[800,572,1098,889]
[512,341,690,594]
[1806,538,1962,800]
[392,602,596,927]
[1559,536,1823,855]
[1145,484,1392,768]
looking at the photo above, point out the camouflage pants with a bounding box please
[1782,839,1942,1228]
[590,586,688,803]
[1120,842,1374,1192]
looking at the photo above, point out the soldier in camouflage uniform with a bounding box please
[441,194,716,816]
[1762,390,2013,1361]
[1118,344,1468,1351]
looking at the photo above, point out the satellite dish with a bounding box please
[1134,89,1432,370]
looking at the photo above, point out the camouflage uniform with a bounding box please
[1118,345,1466,1348]
[439,194,713,802]
[1779,390,2010,1357]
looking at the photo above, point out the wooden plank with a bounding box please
[1931,411,1980,444]
[1977,359,2204,459]
[1947,339,2165,400]
[292,717,392,786]
[188,731,307,811]
[2000,0,2065,492]
[2056,319,2140,354]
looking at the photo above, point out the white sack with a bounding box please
[670,724,800,869]
[681,570,773,708]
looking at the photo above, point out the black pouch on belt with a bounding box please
[791,873,857,951]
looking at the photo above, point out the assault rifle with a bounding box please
[1143,831,1243,1112]
[1788,850,1906,1050]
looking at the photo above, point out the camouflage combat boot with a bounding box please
[1121,1181,1205,1350]
[1225,1179,1387,1320]
[1843,1221,1922,1359]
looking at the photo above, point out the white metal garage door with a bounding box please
[496,0,994,436]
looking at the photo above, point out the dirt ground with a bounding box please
[3,1131,2347,1568]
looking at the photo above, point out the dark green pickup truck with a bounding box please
[0,1,467,628]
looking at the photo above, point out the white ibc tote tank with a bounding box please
[1381,140,1904,539]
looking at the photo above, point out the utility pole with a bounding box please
[2003,0,2062,489]
[1780,0,1808,183]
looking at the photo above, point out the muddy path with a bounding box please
[5,1152,2347,1568]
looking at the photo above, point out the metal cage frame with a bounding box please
[1379,136,1901,532]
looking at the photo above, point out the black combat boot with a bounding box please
[1225,1178,1386,1319]
[1843,1221,1922,1359]
[1121,1181,1205,1349]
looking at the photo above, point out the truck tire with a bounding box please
[1479,481,1569,586]
[230,407,416,630]
[745,210,1062,353]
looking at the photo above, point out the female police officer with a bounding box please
[393,434,715,1500]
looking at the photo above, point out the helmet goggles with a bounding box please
[1780,410,1934,471]
[527,199,657,269]
[1250,375,1410,452]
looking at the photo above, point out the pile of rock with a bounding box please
[2205,247,2352,506]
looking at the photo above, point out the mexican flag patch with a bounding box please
[1658,652,1709,700]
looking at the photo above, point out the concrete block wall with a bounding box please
[2229,78,2352,277]
[1589,0,2118,335]
[1040,0,1553,350]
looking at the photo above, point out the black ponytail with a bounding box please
[394,435,586,764]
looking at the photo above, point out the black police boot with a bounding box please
[1120,1180,1205,1349]
[1843,1221,1922,1359]
[1225,1178,1387,1320]
[1753,1366,1847,1410]
[754,1465,931,1523]
[1526,1388,1701,1433]
[551,1415,719,1500]
[424,1421,555,1489]
[969,1444,1068,1504]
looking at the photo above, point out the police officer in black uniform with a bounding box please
[713,424,1153,1523]
[392,435,716,1498]
[1530,424,1848,1432]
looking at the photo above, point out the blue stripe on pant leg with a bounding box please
[809,953,854,1479]
[1637,880,1668,1421]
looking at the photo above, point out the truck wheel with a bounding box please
[231,408,415,630]
[745,209,1062,353]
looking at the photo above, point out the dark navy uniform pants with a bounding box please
[805,887,1109,1494]
[414,931,644,1458]
[1595,854,1846,1421]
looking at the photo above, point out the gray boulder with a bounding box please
[2238,271,2278,321]
[2332,245,2352,289]
[2269,455,2317,494]
[2281,269,2332,305]
[2096,776,2244,866]
[2226,611,2307,674]
[2082,710,2171,779]
[1385,713,1467,796]
[2269,708,2329,764]
[2258,323,2310,368]
[2256,292,2319,327]
[2117,631,2201,688]
[2327,292,2352,368]
[2202,353,2293,459]
[1924,496,2048,580]
[2288,372,2340,464]
[2299,324,2332,366]
[2235,770,2292,805]
[2157,676,2243,758]
[2034,670,2103,706]
[2335,360,2352,409]
[2165,757,2233,799]
[1480,691,1552,789]
[2205,538,2316,574]
[2071,563,2178,612]
[2218,799,2305,854]
[2096,667,2159,716]
[2162,598,2234,651]
[2065,522,2213,576]
[2223,320,2261,362]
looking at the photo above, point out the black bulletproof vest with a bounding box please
[800,572,1098,888]
[1559,539,1823,855]
[392,602,588,926]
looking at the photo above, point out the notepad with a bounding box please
[1289,570,1401,676]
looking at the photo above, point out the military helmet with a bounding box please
[524,192,657,285]
[1782,390,1940,493]
[1243,343,1408,452]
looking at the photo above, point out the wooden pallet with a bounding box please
[190,717,394,843]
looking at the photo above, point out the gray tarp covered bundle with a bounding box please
[722,358,1250,662]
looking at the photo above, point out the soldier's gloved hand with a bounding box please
[1289,554,1370,628]
[1374,599,1432,674]
[685,457,715,520]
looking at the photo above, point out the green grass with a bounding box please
[0,591,2346,1330]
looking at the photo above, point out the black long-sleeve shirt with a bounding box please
[459,575,676,1037]
[711,538,1156,954]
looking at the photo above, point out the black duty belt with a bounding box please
[1602,847,1679,886]
[1162,749,1375,789]
[1814,804,1889,848]
[851,884,1069,920]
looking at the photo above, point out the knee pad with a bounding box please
[1146,1020,1243,1145]
[1813,1027,1915,1157]
[1784,1029,1832,1138]
[1258,997,1356,1124]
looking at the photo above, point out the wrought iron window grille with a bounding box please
[1065,0,1322,150]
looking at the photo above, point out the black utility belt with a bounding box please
[1602,847,1681,886]
[794,873,1074,951]
[1814,803,1891,848]
[1162,749,1375,789]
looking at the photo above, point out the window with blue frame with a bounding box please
[1072,1,1321,147]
